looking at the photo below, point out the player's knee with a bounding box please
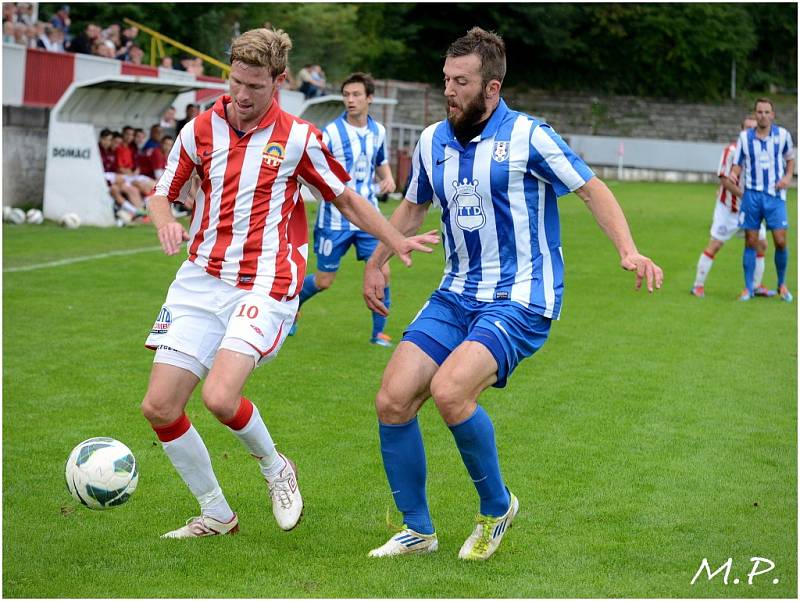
[430,376,468,421]
[375,385,411,423]
[200,380,238,421]
[141,391,178,426]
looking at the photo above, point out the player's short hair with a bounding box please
[446,26,506,86]
[99,128,112,138]
[754,97,774,111]
[741,114,756,128]
[341,72,375,96]
[229,28,292,79]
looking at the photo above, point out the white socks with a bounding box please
[161,425,235,523]
[227,402,285,480]
[694,253,714,286]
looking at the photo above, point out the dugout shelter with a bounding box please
[43,75,226,226]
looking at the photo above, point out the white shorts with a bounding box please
[710,202,767,242]
[145,261,297,377]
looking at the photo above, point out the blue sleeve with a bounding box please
[528,124,594,197]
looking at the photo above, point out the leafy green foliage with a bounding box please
[2,184,796,597]
[38,2,796,100]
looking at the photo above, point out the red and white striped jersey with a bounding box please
[716,142,740,212]
[156,95,350,301]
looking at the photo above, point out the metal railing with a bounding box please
[123,18,230,78]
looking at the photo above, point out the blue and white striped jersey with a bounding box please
[317,113,388,231]
[733,125,795,200]
[406,99,594,319]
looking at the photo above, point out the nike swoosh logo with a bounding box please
[436,156,452,165]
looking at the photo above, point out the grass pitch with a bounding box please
[2,182,796,598]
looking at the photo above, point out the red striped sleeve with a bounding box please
[296,128,349,202]
[156,126,198,201]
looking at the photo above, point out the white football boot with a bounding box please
[458,493,519,560]
[161,513,239,539]
[267,453,303,530]
[368,527,439,557]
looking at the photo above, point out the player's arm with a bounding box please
[720,175,744,198]
[574,176,663,293]
[375,163,396,195]
[150,195,189,256]
[150,130,196,255]
[331,188,437,267]
[363,199,433,316]
[777,158,795,190]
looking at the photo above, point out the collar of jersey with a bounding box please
[214,95,281,133]
[750,124,780,141]
[338,112,376,133]
[443,97,509,149]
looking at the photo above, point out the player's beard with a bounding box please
[447,91,487,138]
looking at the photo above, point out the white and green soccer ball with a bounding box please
[65,437,138,510]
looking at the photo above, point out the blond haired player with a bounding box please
[141,28,437,538]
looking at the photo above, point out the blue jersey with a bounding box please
[406,98,594,320]
[317,113,388,231]
[733,125,794,200]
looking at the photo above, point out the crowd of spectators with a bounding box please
[3,3,206,74]
[97,105,196,225]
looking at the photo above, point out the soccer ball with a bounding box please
[65,437,139,509]
[25,208,44,224]
[3,206,26,224]
[60,213,81,229]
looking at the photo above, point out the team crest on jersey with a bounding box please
[492,141,509,162]
[262,142,285,169]
[451,178,486,232]
[150,306,171,334]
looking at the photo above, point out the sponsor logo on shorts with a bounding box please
[495,291,509,300]
[250,324,264,337]
[151,306,171,334]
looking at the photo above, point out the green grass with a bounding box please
[3,182,797,598]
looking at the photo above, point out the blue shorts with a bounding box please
[313,227,379,272]
[402,289,552,388]
[741,190,789,231]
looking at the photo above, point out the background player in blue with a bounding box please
[731,98,795,302]
[292,73,397,345]
[362,27,663,560]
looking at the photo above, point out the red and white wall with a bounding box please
[2,43,225,109]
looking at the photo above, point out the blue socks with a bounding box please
[775,248,788,288]
[298,274,321,306]
[372,286,391,338]
[378,417,434,534]
[449,405,511,517]
[743,247,756,294]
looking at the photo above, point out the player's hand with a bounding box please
[157,222,189,256]
[363,261,389,316]
[391,230,439,267]
[378,178,396,195]
[776,175,792,190]
[620,253,663,293]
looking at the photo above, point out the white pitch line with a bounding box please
[4,246,164,273]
